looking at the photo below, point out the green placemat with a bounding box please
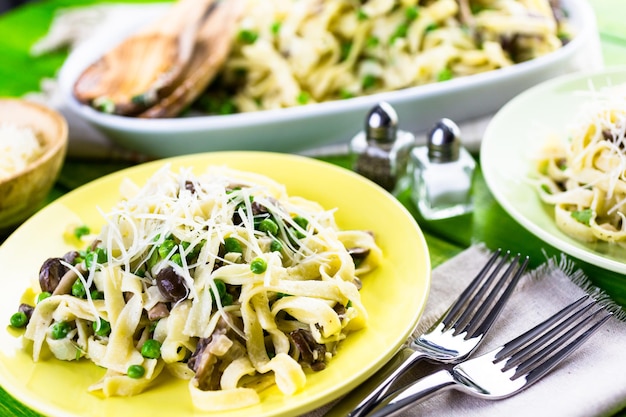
[0,1,625,415]
[0,0,172,98]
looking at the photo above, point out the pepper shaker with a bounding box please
[409,118,476,220]
[349,102,416,193]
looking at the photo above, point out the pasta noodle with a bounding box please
[533,86,626,246]
[18,165,382,411]
[196,0,572,113]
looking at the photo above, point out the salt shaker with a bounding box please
[349,102,416,193]
[409,118,476,220]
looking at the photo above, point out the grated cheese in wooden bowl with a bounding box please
[0,123,43,180]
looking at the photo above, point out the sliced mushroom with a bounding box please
[188,318,230,390]
[188,315,245,390]
[290,329,326,371]
[18,303,34,321]
[148,302,170,321]
[39,258,69,293]
[52,266,87,296]
[348,247,370,263]
[156,266,188,302]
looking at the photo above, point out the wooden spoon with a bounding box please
[73,0,218,116]
[139,0,244,118]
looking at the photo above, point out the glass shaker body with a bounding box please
[410,145,476,220]
[350,129,415,193]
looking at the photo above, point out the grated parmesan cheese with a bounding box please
[0,123,43,180]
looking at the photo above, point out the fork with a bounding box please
[328,249,529,417]
[366,295,612,417]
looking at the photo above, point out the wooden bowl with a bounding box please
[0,99,68,233]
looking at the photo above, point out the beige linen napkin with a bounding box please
[313,245,626,417]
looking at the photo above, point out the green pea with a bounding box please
[270,21,281,35]
[365,36,379,49]
[340,42,352,61]
[213,279,227,297]
[51,321,71,340]
[90,290,105,300]
[183,240,204,261]
[73,225,90,239]
[405,6,419,21]
[259,219,279,235]
[10,312,28,328]
[85,247,107,269]
[357,8,368,21]
[425,22,438,32]
[390,23,409,43]
[158,239,176,259]
[170,253,183,267]
[93,319,111,337]
[292,216,309,238]
[238,29,258,44]
[339,89,355,99]
[147,249,159,270]
[141,339,162,359]
[270,239,283,252]
[250,258,267,274]
[72,279,86,298]
[127,364,145,379]
[361,74,377,90]
[37,291,52,304]
[297,91,310,105]
[224,237,243,254]
[293,216,308,230]
[210,279,233,306]
[437,68,453,82]
[219,100,237,115]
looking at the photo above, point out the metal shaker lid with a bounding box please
[427,118,461,162]
[365,102,398,142]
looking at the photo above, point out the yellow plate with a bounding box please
[0,151,430,417]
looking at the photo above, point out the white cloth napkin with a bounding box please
[312,245,626,417]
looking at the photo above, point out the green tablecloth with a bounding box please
[1,1,625,416]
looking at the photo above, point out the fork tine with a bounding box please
[495,295,590,361]
[443,249,528,338]
[449,252,512,330]
[463,254,529,337]
[500,296,595,371]
[441,248,503,327]
[522,311,611,385]
[493,295,611,384]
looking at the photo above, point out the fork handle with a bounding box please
[366,369,457,417]
[324,347,429,417]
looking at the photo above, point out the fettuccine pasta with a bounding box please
[16,165,382,411]
[534,87,626,245]
[197,0,572,113]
